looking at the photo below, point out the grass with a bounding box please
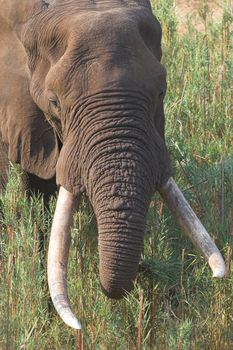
[0,1,232,349]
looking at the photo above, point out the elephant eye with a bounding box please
[49,96,61,114]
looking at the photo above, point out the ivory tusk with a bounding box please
[159,177,225,278]
[47,186,82,329]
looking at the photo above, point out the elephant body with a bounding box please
[0,1,225,328]
[0,0,171,293]
[0,0,170,187]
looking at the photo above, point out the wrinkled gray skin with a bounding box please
[0,0,171,297]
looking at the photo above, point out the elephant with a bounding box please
[0,0,225,329]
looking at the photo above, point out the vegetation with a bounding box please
[0,1,232,349]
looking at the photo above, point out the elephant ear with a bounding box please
[0,74,59,180]
[0,17,59,180]
[10,114,59,180]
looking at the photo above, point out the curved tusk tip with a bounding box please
[64,318,82,330]
[62,314,82,330]
[212,269,226,278]
[208,252,226,278]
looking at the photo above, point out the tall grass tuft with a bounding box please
[0,1,232,349]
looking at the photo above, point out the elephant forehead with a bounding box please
[71,13,163,84]
[69,7,162,56]
[68,9,149,40]
[23,4,162,64]
[23,3,165,105]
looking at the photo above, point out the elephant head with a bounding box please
[0,1,225,329]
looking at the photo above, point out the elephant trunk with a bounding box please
[97,198,148,298]
[86,151,155,298]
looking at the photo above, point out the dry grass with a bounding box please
[175,0,226,33]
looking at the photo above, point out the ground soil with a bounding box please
[175,0,226,32]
